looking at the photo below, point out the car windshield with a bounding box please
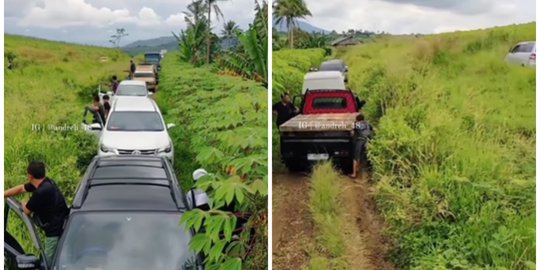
[134,72,154,78]
[116,85,148,96]
[313,97,348,109]
[145,55,160,64]
[320,62,344,71]
[107,112,164,131]
[55,212,198,270]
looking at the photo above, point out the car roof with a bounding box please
[119,80,146,86]
[304,70,344,80]
[112,96,157,112]
[73,156,185,211]
[321,59,345,66]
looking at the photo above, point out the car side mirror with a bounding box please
[90,123,102,131]
[148,92,154,96]
[167,123,176,129]
[345,66,349,72]
[16,254,41,269]
[356,97,366,110]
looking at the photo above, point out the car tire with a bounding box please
[336,158,353,175]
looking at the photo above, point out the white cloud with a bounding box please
[304,0,536,34]
[18,0,164,28]
[19,0,137,28]
[165,13,186,28]
[137,7,162,26]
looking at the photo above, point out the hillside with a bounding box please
[4,34,130,252]
[272,22,536,269]
[273,18,329,33]
[122,36,178,56]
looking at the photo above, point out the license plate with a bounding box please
[307,153,329,160]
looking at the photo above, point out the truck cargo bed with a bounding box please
[279,113,358,133]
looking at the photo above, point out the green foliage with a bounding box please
[157,55,267,269]
[219,1,268,86]
[340,23,536,269]
[273,0,312,48]
[4,34,130,252]
[307,162,349,268]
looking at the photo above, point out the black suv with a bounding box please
[5,156,203,270]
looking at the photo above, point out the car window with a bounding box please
[116,85,148,96]
[56,213,198,270]
[134,73,154,78]
[312,97,348,109]
[511,45,521,53]
[107,112,164,131]
[320,62,344,71]
[518,43,535,53]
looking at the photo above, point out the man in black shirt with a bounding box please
[4,161,69,263]
[130,60,136,79]
[90,95,106,125]
[272,93,298,127]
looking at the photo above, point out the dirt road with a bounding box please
[272,172,394,270]
[272,173,312,270]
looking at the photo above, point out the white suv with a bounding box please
[505,41,536,67]
[97,97,175,163]
[116,80,151,97]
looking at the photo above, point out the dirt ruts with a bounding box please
[272,172,394,270]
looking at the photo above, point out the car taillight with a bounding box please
[530,53,536,61]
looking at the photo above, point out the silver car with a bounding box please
[505,41,535,67]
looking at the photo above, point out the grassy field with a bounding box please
[156,55,268,269]
[342,23,536,269]
[4,34,129,252]
[274,22,535,269]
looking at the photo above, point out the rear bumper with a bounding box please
[280,135,353,161]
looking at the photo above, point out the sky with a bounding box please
[4,0,259,46]
[302,0,536,34]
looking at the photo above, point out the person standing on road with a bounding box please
[129,60,136,79]
[90,95,106,125]
[272,93,298,127]
[349,113,374,179]
[102,94,111,120]
[110,75,119,94]
[187,168,211,211]
[4,161,69,264]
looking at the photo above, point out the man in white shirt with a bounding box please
[186,168,210,210]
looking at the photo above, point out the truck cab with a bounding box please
[143,52,161,71]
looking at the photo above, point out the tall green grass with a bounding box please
[341,23,536,269]
[307,162,349,269]
[4,34,129,252]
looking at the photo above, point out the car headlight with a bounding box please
[157,144,172,153]
[100,144,116,153]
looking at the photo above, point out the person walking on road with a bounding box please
[4,161,69,264]
[129,60,136,79]
[187,168,211,211]
[272,93,298,127]
[110,75,119,94]
[349,113,374,180]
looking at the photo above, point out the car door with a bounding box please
[506,44,522,64]
[4,198,49,270]
[81,107,104,137]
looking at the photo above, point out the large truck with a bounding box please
[144,52,162,71]
[279,70,365,172]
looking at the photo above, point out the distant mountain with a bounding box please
[122,36,178,56]
[273,18,329,34]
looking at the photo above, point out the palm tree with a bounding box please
[221,20,241,38]
[205,0,226,64]
[273,0,311,48]
[183,0,208,27]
